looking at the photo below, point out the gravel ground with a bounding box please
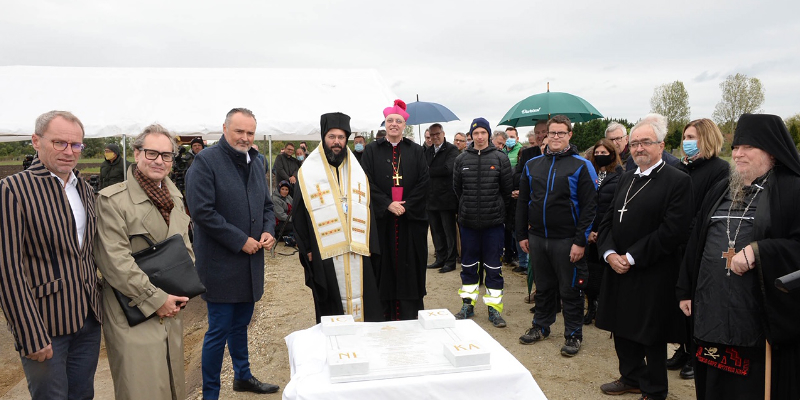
[1,237,696,399]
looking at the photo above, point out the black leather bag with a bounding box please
[112,234,205,327]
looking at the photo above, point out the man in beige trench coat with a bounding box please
[94,124,194,400]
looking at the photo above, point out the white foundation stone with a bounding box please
[418,309,456,329]
[321,315,357,336]
[443,341,490,368]
[328,349,369,377]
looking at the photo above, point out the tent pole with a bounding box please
[122,134,127,180]
[268,134,272,191]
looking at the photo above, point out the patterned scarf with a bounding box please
[133,165,174,225]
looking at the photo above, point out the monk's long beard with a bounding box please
[728,164,746,207]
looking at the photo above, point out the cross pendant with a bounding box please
[618,205,628,223]
[392,173,403,186]
[721,247,737,277]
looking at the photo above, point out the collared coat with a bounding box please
[94,167,193,400]
[185,137,275,303]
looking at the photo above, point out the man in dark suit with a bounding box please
[425,123,459,273]
[0,110,103,400]
[186,108,279,399]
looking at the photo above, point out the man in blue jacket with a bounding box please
[186,108,278,399]
[517,115,597,357]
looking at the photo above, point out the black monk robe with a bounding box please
[360,137,430,320]
[677,165,800,398]
[293,179,383,323]
[596,163,693,345]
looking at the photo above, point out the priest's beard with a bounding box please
[728,165,747,207]
[324,143,346,167]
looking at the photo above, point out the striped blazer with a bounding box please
[0,159,102,356]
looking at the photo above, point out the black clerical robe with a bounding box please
[360,137,430,320]
[293,171,383,323]
[677,166,800,398]
[596,163,693,345]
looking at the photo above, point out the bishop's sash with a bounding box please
[297,147,371,321]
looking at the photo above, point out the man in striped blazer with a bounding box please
[0,110,103,399]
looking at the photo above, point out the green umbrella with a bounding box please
[499,91,603,127]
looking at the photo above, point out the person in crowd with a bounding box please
[191,137,206,155]
[252,144,268,173]
[273,180,294,239]
[299,141,309,156]
[466,130,473,147]
[99,142,125,189]
[425,123,459,274]
[605,122,630,168]
[583,138,623,325]
[453,132,467,152]
[293,112,382,322]
[275,142,301,187]
[492,130,506,151]
[0,110,102,400]
[677,114,800,399]
[186,108,279,398]
[504,127,525,272]
[423,129,432,150]
[504,127,523,165]
[668,118,729,379]
[94,124,192,400]
[453,117,513,328]
[596,114,693,400]
[295,146,306,164]
[352,134,366,162]
[517,115,597,357]
[375,129,386,140]
[361,99,430,321]
[514,119,548,280]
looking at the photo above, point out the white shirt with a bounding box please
[434,144,442,153]
[602,159,664,265]
[51,171,87,248]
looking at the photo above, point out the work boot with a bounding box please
[454,299,474,320]
[600,379,641,395]
[561,336,582,357]
[487,307,506,328]
[519,324,549,344]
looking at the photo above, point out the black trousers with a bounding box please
[615,335,668,400]
[529,235,584,339]
[428,209,458,268]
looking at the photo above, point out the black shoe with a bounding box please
[438,265,456,273]
[529,306,536,314]
[680,359,695,379]
[512,265,527,274]
[666,347,689,370]
[427,262,444,269]
[233,377,279,394]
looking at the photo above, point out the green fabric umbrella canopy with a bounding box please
[499,91,603,127]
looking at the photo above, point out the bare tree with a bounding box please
[712,73,765,133]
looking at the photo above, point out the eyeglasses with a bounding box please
[547,131,569,138]
[608,136,627,143]
[43,137,85,153]
[453,139,466,143]
[629,140,660,149]
[139,148,175,162]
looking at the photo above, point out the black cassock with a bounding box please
[293,170,383,323]
[596,162,693,345]
[677,166,800,399]
[360,137,430,320]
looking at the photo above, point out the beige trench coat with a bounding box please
[94,168,194,400]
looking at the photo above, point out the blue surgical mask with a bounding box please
[354,143,364,152]
[682,140,699,157]
[297,155,305,161]
[505,138,516,148]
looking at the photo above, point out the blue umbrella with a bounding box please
[380,100,459,126]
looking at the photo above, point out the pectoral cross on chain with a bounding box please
[618,206,628,222]
[392,172,403,186]
[721,247,736,276]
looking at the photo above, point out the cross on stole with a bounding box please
[721,247,737,275]
[353,303,361,315]
[310,184,330,204]
[392,172,403,186]
[353,182,366,203]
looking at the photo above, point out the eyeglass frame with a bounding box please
[137,147,176,162]
[547,131,570,138]
[628,140,662,149]
[608,135,627,143]
[41,136,85,153]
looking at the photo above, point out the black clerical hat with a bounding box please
[320,112,352,141]
[732,114,800,176]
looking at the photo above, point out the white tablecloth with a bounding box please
[283,319,547,400]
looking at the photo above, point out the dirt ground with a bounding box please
[0,238,696,399]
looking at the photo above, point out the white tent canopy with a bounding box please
[0,66,396,140]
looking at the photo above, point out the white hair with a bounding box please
[604,122,627,137]
[631,113,668,142]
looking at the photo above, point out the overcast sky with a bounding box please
[2,0,798,137]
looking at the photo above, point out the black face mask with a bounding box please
[594,154,614,168]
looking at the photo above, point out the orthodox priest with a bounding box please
[596,115,694,400]
[677,113,800,399]
[361,100,430,320]
[293,112,382,323]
